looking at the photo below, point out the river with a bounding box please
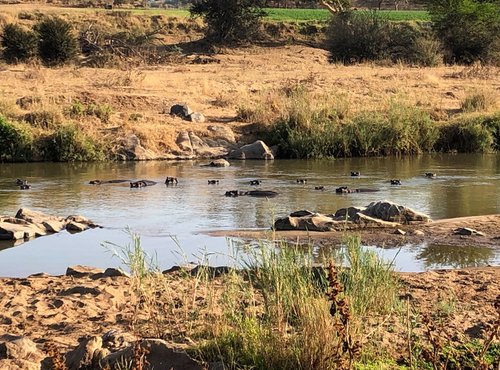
[1,153,499,277]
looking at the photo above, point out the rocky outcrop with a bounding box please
[0,334,45,370]
[0,208,99,241]
[118,134,157,161]
[175,131,228,158]
[274,201,431,232]
[229,140,274,160]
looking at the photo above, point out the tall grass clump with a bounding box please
[460,90,496,112]
[198,238,400,369]
[437,114,500,152]
[1,23,37,64]
[46,124,105,161]
[255,88,438,158]
[0,115,33,162]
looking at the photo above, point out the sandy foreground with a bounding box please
[0,261,499,368]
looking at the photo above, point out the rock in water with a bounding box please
[229,140,274,160]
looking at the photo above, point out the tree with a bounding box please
[426,0,500,64]
[190,0,266,44]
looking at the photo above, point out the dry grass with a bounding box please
[0,4,499,158]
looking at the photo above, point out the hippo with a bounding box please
[130,180,157,188]
[390,179,402,185]
[335,186,379,194]
[314,186,325,191]
[208,180,219,185]
[89,179,130,185]
[225,190,278,198]
[425,173,437,178]
[351,171,360,177]
[296,179,307,184]
[15,179,24,186]
[250,180,261,186]
[165,177,178,185]
[19,183,31,190]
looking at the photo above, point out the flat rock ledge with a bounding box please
[0,208,99,241]
[274,200,431,232]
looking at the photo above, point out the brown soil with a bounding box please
[0,266,498,364]
[208,214,500,248]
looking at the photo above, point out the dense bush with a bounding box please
[327,11,392,64]
[326,11,443,66]
[190,0,266,44]
[437,114,500,152]
[0,23,37,64]
[47,124,104,161]
[35,17,77,66]
[0,115,33,162]
[426,0,500,64]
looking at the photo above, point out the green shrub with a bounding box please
[0,115,32,162]
[190,0,266,44]
[437,115,496,152]
[327,11,392,64]
[35,17,77,66]
[426,0,500,64]
[327,11,443,66]
[47,124,104,161]
[23,109,62,129]
[0,23,37,64]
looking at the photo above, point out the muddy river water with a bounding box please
[1,154,499,277]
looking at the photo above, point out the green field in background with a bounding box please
[89,7,430,22]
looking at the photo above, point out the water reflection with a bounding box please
[416,244,496,269]
[0,153,499,276]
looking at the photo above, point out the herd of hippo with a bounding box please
[13,171,439,196]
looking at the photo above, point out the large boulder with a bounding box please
[65,336,103,370]
[0,209,98,241]
[274,213,341,232]
[119,134,156,161]
[361,201,431,224]
[0,334,45,370]
[170,103,193,119]
[229,140,274,160]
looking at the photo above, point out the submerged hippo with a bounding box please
[351,171,361,177]
[390,179,402,185]
[250,180,262,186]
[314,186,325,191]
[165,177,178,185]
[89,179,130,185]
[225,190,278,198]
[19,183,31,190]
[296,179,307,184]
[425,172,437,178]
[130,180,157,188]
[208,180,219,185]
[335,186,379,194]
[15,179,24,186]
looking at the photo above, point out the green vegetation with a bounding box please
[109,232,500,369]
[264,8,430,22]
[0,23,37,64]
[0,115,33,162]
[242,86,500,158]
[47,124,105,162]
[190,0,266,43]
[426,0,500,64]
[35,16,78,66]
[326,11,442,66]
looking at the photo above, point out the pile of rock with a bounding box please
[0,208,99,241]
[274,201,431,232]
[170,103,205,123]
